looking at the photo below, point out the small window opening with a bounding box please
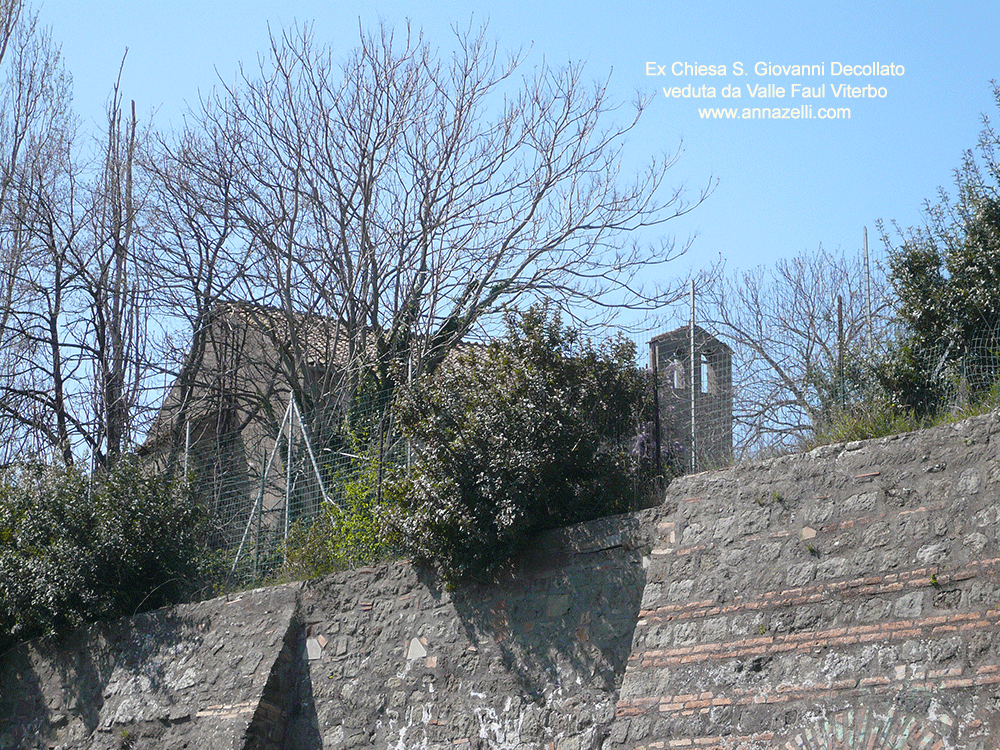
[700,352,716,394]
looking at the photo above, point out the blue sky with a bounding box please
[33,0,1000,326]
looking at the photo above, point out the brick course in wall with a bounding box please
[610,411,1000,750]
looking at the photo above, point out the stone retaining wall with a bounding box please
[4,411,1000,749]
[290,511,655,749]
[611,411,1000,749]
[0,513,654,750]
[0,584,301,749]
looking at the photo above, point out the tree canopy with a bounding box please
[881,83,1000,416]
[1,3,708,466]
[387,306,650,582]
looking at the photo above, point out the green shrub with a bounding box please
[279,447,399,580]
[386,306,650,583]
[0,458,209,652]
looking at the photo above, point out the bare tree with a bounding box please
[705,245,892,456]
[138,122,282,478]
[157,21,710,444]
[0,1,81,463]
[80,67,160,468]
[0,0,22,79]
[0,5,155,466]
[3,13,709,474]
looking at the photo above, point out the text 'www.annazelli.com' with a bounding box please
[697,105,851,119]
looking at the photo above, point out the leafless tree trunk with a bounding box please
[0,1,81,463]
[139,124,282,476]
[0,0,22,73]
[81,65,156,469]
[0,8,154,467]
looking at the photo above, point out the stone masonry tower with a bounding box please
[649,325,732,473]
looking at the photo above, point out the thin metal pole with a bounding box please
[285,395,293,544]
[838,295,844,408]
[406,352,412,474]
[290,397,332,507]
[864,226,872,346]
[377,414,385,509]
[231,399,291,578]
[651,341,662,480]
[254,449,265,580]
[689,280,696,474]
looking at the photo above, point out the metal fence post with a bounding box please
[689,280,696,474]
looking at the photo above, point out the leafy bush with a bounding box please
[880,85,1000,416]
[279,445,399,580]
[0,458,209,652]
[386,306,651,583]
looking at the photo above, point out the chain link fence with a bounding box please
[179,391,396,585]
[830,322,1000,428]
[180,300,1000,586]
[642,290,1000,469]
[187,314,740,586]
[646,322,734,475]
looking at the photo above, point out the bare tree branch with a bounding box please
[0,8,155,466]
[704,245,892,456]
[155,20,710,448]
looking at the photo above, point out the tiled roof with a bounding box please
[215,301,354,368]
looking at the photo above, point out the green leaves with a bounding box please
[386,305,649,583]
[885,193,1000,416]
[279,443,399,580]
[882,85,1000,417]
[0,458,209,652]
